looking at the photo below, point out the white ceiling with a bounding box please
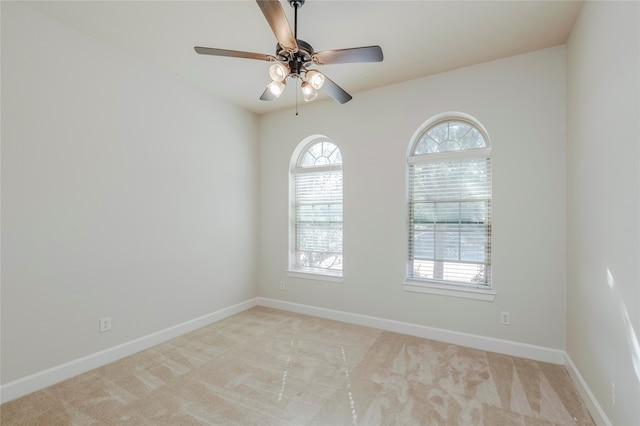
[26,0,583,115]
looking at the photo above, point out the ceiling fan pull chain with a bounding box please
[295,78,299,115]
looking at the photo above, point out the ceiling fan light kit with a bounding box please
[306,69,325,90]
[300,81,317,101]
[194,0,383,106]
[269,62,290,83]
[267,79,286,97]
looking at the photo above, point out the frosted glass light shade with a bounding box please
[306,70,325,90]
[268,80,286,97]
[269,63,289,82]
[301,82,317,102]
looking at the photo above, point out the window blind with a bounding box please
[292,169,343,275]
[408,154,491,287]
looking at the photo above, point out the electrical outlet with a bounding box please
[279,281,286,290]
[99,317,112,333]
[500,312,511,326]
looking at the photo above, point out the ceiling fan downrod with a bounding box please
[289,0,304,39]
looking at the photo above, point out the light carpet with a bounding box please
[1,306,594,425]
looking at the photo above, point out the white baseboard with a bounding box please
[0,298,259,403]
[564,352,611,426]
[257,299,607,425]
[258,298,615,424]
[256,297,565,364]
[2,296,593,416]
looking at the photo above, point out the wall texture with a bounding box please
[1,2,259,384]
[566,2,640,425]
[258,46,567,351]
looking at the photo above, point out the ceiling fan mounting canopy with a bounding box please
[194,0,383,104]
[288,0,305,9]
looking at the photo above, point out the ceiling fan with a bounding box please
[194,0,383,104]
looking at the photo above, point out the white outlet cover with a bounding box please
[99,317,112,333]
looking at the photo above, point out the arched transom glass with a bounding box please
[413,120,487,155]
[298,140,342,168]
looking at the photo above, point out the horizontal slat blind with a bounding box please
[293,169,343,275]
[408,156,491,286]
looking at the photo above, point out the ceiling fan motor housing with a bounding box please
[276,39,314,77]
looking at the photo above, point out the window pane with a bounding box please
[427,123,448,143]
[435,202,460,222]
[299,151,316,167]
[411,260,487,284]
[438,231,460,261]
[461,201,488,222]
[297,222,342,252]
[412,224,434,259]
[459,128,486,149]
[414,134,439,154]
[412,202,434,222]
[296,251,342,272]
[448,122,472,141]
[460,223,487,262]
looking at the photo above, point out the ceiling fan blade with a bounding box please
[260,86,276,101]
[256,0,298,53]
[313,46,383,65]
[321,76,352,104]
[194,47,275,61]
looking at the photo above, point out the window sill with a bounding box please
[287,270,344,283]
[402,280,496,301]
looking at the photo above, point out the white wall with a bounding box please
[566,2,640,425]
[9,3,637,423]
[1,2,258,384]
[258,46,567,351]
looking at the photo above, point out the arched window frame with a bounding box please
[404,113,495,301]
[288,136,343,281]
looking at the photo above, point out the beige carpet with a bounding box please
[1,306,594,425]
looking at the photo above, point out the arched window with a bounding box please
[289,137,343,277]
[407,114,492,290]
